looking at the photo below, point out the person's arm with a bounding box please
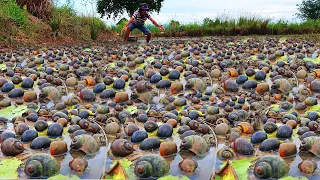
[123,17,134,31]
[149,17,165,31]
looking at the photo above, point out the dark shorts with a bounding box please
[128,23,151,35]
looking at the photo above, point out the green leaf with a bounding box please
[147,56,155,63]
[306,104,320,114]
[279,37,287,43]
[126,106,138,114]
[0,105,28,120]
[270,104,280,111]
[48,174,80,180]
[219,158,254,180]
[158,175,190,180]
[250,55,258,61]
[304,57,320,64]
[279,176,308,180]
[0,158,23,179]
[110,159,133,170]
[0,64,6,71]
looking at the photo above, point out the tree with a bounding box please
[97,0,164,19]
[296,0,320,20]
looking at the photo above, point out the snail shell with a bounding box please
[254,155,289,179]
[159,141,177,156]
[25,153,60,178]
[69,158,88,174]
[71,134,100,154]
[180,135,209,155]
[237,122,254,134]
[111,139,134,157]
[1,138,24,156]
[49,141,68,156]
[298,160,317,175]
[230,138,254,155]
[134,154,169,178]
[279,141,297,158]
[179,159,198,174]
[217,146,237,159]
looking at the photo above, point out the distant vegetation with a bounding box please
[112,17,320,37]
[296,0,320,20]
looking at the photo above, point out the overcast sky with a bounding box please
[65,0,303,25]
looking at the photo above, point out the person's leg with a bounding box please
[137,25,152,43]
[125,23,135,42]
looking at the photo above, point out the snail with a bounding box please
[71,134,100,155]
[298,160,317,175]
[180,135,209,155]
[300,136,320,157]
[49,141,68,156]
[24,153,60,178]
[253,155,289,179]
[134,154,169,178]
[230,138,254,155]
[1,138,24,156]
[159,141,177,157]
[217,146,237,159]
[69,158,88,174]
[179,159,198,174]
[111,139,134,157]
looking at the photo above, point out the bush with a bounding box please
[49,5,107,39]
[0,0,28,27]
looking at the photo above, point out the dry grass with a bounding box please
[16,0,53,21]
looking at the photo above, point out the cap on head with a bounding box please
[140,3,149,11]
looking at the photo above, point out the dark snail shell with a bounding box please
[49,141,68,156]
[21,130,38,142]
[131,130,148,143]
[188,120,199,130]
[237,122,254,134]
[0,131,15,143]
[301,131,316,140]
[197,124,210,134]
[223,80,239,92]
[308,121,318,131]
[264,122,278,133]
[30,137,51,149]
[259,138,280,151]
[179,159,198,174]
[217,146,237,159]
[8,88,25,98]
[113,78,125,89]
[69,158,88,174]
[140,137,161,150]
[21,77,34,89]
[72,130,86,137]
[279,141,297,157]
[230,138,254,155]
[71,134,99,154]
[297,126,310,135]
[226,132,240,143]
[182,130,196,137]
[251,131,268,144]
[276,125,293,139]
[134,154,169,178]
[157,123,173,138]
[254,155,289,179]
[111,139,134,157]
[24,153,60,178]
[298,160,317,175]
[79,89,96,102]
[15,122,29,135]
[100,89,116,99]
[47,123,63,137]
[178,125,191,134]
[93,83,106,93]
[1,138,24,156]
[144,121,158,132]
[159,141,177,156]
[242,80,257,89]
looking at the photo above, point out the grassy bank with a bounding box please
[113,17,320,37]
[0,0,110,45]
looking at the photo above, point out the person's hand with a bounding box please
[123,26,128,31]
[159,25,165,31]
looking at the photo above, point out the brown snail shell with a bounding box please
[298,160,317,175]
[105,122,120,135]
[111,139,134,157]
[69,158,88,174]
[15,122,29,135]
[23,91,38,102]
[226,132,240,143]
[217,146,237,159]
[256,83,270,94]
[49,141,68,156]
[237,122,254,134]
[1,138,24,156]
[115,92,129,103]
[179,159,198,174]
[215,123,230,135]
[279,141,297,158]
[159,141,177,157]
[124,123,139,136]
[170,82,184,94]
